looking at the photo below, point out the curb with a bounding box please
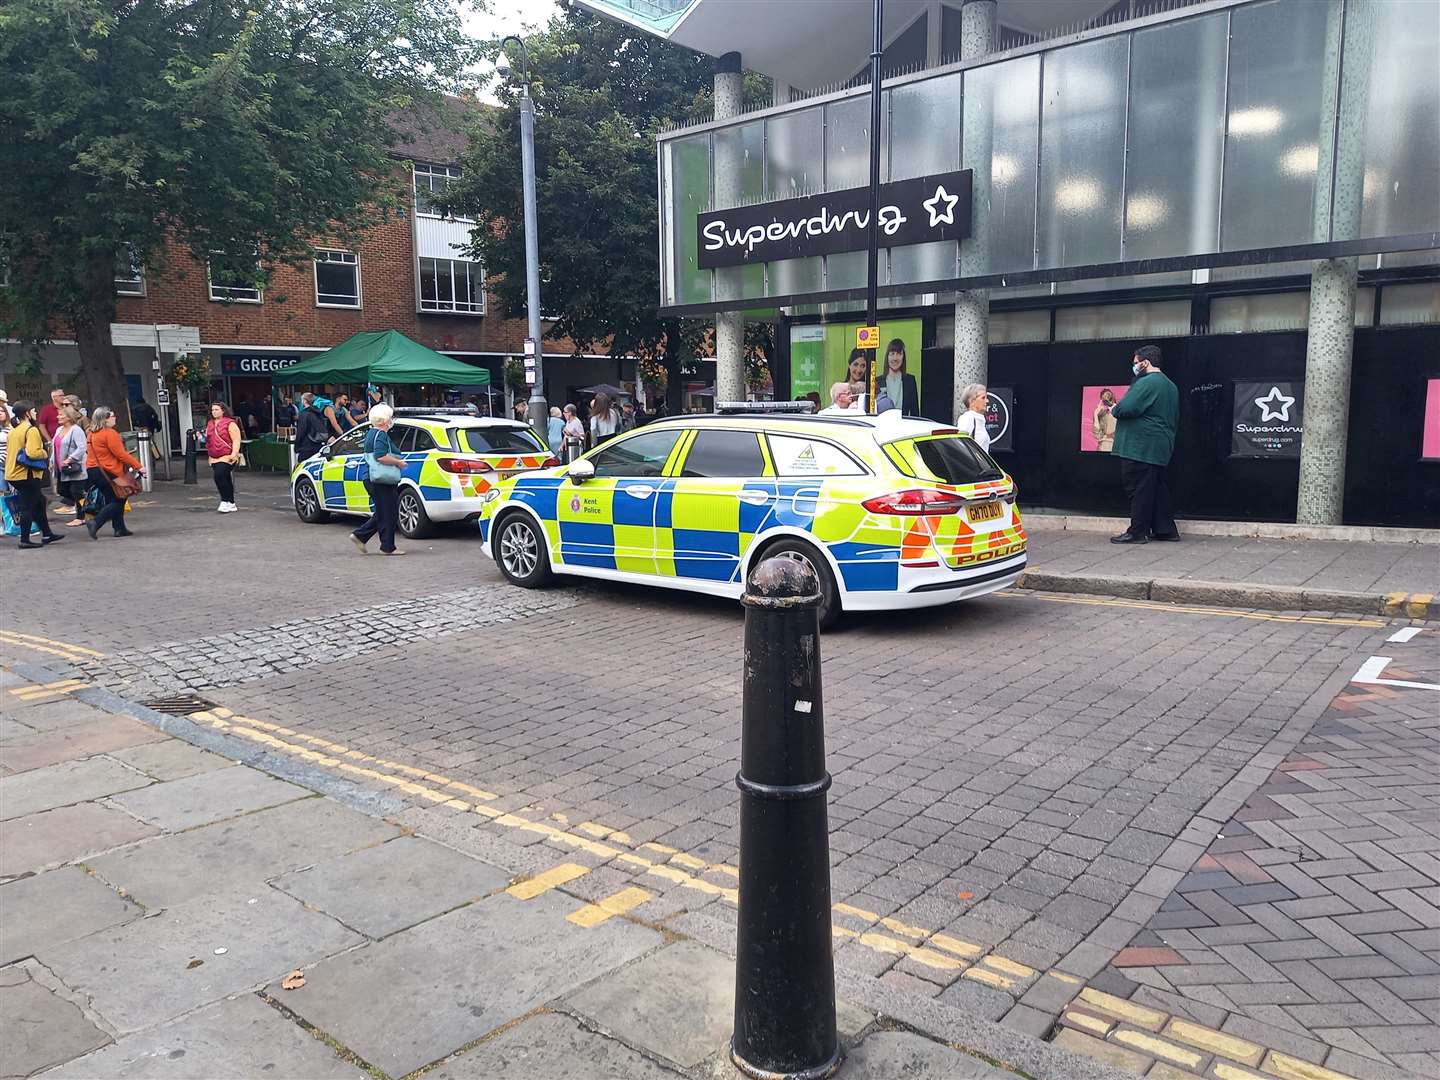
[1024,512,1440,546]
[1014,571,1439,619]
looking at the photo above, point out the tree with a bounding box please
[444,9,769,411]
[0,0,476,425]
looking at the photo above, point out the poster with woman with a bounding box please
[1080,385,1126,451]
[788,320,923,409]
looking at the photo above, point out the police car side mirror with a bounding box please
[566,458,595,484]
[319,444,334,459]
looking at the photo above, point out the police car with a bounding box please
[291,410,556,538]
[478,405,1026,627]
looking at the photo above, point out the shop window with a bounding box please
[1208,289,1375,333]
[314,250,360,308]
[1054,300,1191,341]
[418,257,484,315]
[208,250,262,303]
[991,310,1052,345]
[114,246,145,296]
[1379,283,1440,326]
[413,163,469,220]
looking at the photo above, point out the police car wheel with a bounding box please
[495,512,552,587]
[760,538,840,630]
[294,478,329,523]
[397,489,433,538]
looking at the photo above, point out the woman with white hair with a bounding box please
[349,402,407,555]
[956,383,992,452]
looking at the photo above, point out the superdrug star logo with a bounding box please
[923,185,959,227]
[1253,386,1296,422]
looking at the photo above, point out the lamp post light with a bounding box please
[498,35,547,448]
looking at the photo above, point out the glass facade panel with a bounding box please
[889,73,961,181]
[1352,0,1440,240]
[768,257,823,297]
[1054,300,1191,340]
[1038,36,1128,269]
[990,309,1052,344]
[766,108,822,199]
[1124,13,1227,259]
[962,54,1040,275]
[1378,282,1440,325]
[825,250,872,290]
[667,134,712,305]
[891,241,956,285]
[824,96,878,191]
[1221,0,1337,251]
[712,122,763,211]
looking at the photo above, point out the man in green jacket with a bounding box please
[1109,344,1180,544]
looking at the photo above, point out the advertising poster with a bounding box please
[985,387,1014,453]
[1423,379,1440,461]
[789,319,923,409]
[789,325,826,403]
[1232,381,1305,458]
[1079,385,1127,452]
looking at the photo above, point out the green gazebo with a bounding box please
[270,330,491,387]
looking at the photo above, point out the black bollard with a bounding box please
[731,556,840,1080]
[183,428,198,485]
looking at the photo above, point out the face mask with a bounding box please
[1132,362,1143,376]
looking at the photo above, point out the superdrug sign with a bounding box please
[696,169,972,270]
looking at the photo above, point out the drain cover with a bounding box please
[142,694,220,715]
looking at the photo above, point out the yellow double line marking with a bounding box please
[8,678,88,702]
[0,631,107,664]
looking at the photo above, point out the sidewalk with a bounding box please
[0,666,1126,1080]
[1022,520,1440,618]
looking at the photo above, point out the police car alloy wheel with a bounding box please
[397,489,434,539]
[760,538,840,630]
[496,513,552,587]
[294,477,328,523]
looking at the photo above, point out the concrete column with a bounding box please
[1297,258,1358,525]
[713,51,747,403]
[953,0,997,420]
[1298,0,1371,524]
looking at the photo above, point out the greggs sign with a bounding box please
[696,170,972,270]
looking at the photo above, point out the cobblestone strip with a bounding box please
[1050,669,1439,1080]
[74,585,583,694]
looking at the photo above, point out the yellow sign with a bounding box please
[856,326,880,349]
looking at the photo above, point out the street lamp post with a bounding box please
[864,0,885,413]
[500,35,547,448]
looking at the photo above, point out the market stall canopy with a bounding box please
[270,330,490,386]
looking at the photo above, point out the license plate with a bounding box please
[966,501,1004,524]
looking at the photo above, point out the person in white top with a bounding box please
[956,383,992,452]
[589,392,621,446]
[818,382,863,415]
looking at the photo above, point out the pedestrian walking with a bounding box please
[956,384,992,453]
[349,403,406,556]
[293,393,328,462]
[205,402,244,513]
[0,399,16,538]
[546,406,564,457]
[1110,344,1181,544]
[513,399,529,424]
[562,404,585,462]
[84,406,143,539]
[53,407,91,526]
[589,392,620,446]
[5,401,64,549]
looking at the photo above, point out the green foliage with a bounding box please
[503,356,528,393]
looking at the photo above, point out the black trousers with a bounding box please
[1121,458,1177,539]
[13,478,55,541]
[86,466,128,535]
[58,476,87,515]
[212,461,235,502]
[353,482,398,552]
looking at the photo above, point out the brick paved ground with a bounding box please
[3,474,1436,1080]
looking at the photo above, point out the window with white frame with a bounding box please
[314,249,360,308]
[114,246,145,295]
[413,163,469,219]
[418,257,484,314]
[208,250,262,303]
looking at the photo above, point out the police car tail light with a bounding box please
[541,456,560,468]
[862,489,965,516]
[437,457,492,474]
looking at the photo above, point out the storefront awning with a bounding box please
[270,331,491,386]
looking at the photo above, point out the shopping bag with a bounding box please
[0,493,19,537]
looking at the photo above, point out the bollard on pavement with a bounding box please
[135,430,154,492]
[731,555,840,1080]
[183,428,198,485]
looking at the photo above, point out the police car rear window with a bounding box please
[461,427,545,454]
[885,436,1003,485]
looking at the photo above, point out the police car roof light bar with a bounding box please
[716,401,816,415]
[391,406,479,416]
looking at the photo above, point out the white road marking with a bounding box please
[1387,626,1424,643]
[1352,655,1440,692]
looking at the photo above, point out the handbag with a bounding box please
[109,468,143,500]
[365,429,402,486]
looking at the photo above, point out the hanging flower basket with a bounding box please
[169,353,211,391]
[637,355,668,391]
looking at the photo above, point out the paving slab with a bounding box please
[566,940,733,1069]
[0,964,110,1079]
[43,887,362,1034]
[45,993,369,1079]
[0,715,165,773]
[430,1011,682,1079]
[839,1031,1014,1078]
[272,835,508,939]
[0,699,111,732]
[0,756,152,820]
[106,740,232,781]
[0,866,143,965]
[108,765,308,831]
[88,796,401,909]
[1,802,160,878]
[271,888,663,1078]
